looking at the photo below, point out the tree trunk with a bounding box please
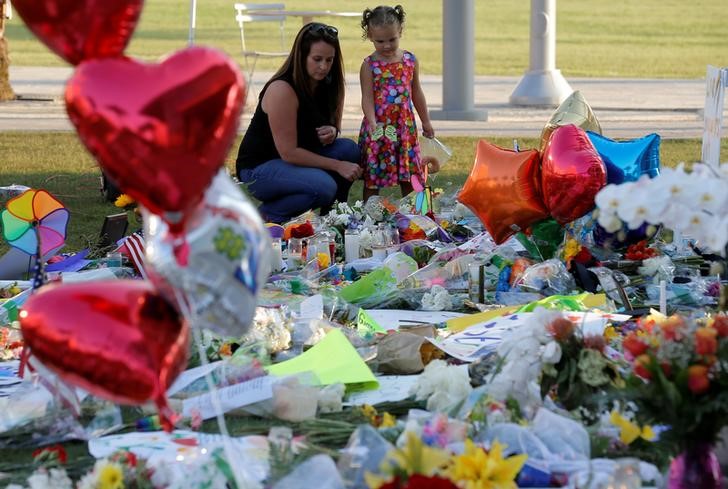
[0,0,16,101]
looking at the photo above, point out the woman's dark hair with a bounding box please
[270,22,345,124]
[361,5,406,39]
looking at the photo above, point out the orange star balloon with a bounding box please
[458,140,549,244]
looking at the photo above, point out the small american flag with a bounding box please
[116,231,147,279]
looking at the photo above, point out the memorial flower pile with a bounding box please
[619,312,728,451]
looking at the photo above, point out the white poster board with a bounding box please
[701,65,728,167]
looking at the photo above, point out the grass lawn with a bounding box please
[1,132,725,256]
[4,0,727,77]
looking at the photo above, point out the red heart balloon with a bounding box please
[541,124,607,224]
[459,140,549,244]
[65,47,245,232]
[12,0,143,65]
[19,280,189,431]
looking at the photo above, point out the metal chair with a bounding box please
[233,3,288,102]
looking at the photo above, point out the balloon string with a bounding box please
[172,288,258,489]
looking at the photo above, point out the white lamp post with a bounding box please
[509,0,572,106]
[430,0,487,121]
[188,0,197,45]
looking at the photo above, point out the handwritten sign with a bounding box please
[181,375,274,420]
[428,311,630,362]
[701,65,728,167]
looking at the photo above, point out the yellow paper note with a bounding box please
[266,329,379,391]
[445,293,607,333]
[446,307,521,333]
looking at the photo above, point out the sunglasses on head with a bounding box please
[307,23,338,39]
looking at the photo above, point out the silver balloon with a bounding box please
[145,170,272,337]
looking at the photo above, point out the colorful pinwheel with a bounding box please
[411,163,432,215]
[1,189,69,257]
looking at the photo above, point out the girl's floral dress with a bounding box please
[359,50,422,189]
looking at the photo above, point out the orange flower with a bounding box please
[623,332,649,358]
[639,317,656,333]
[380,198,398,214]
[687,364,710,394]
[710,314,728,337]
[283,221,315,240]
[634,354,652,380]
[695,327,718,356]
[218,344,232,357]
[547,318,575,341]
[659,316,686,341]
[401,222,426,241]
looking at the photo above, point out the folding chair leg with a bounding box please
[243,55,260,106]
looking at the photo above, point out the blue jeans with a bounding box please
[238,138,360,223]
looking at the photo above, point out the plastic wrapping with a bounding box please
[645,281,712,306]
[273,454,345,489]
[589,267,632,306]
[532,408,590,461]
[398,411,469,449]
[338,253,418,308]
[637,256,676,283]
[479,423,552,461]
[419,136,452,173]
[337,424,394,488]
[239,307,291,355]
[514,259,577,296]
[399,254,475,291]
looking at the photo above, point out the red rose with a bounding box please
[32,445,67,464]
[623,333,649,358]
[711,315,728,337]
[583,334,606,352]
[290,221,315,238]
[660,362,672,378]
[634,354,652,380]
[406,475,458,489]
[379,475,458,489]
[688,364,710,394]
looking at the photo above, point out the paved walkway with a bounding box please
[2,66,721,139]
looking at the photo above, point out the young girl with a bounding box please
[358,5,434,203]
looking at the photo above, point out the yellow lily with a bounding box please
[365,431,451,488]
[446,439,527,489]
[610,411,656,445]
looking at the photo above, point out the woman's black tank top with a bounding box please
[236,73,334,173]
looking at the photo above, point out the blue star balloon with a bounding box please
[587,132,661,184]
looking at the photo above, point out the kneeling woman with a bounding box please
[236,23,362,224]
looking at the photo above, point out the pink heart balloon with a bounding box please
[19,280,189,431]
[541,124,607,225]
[12,0,143,65]
[65,47,245,232]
